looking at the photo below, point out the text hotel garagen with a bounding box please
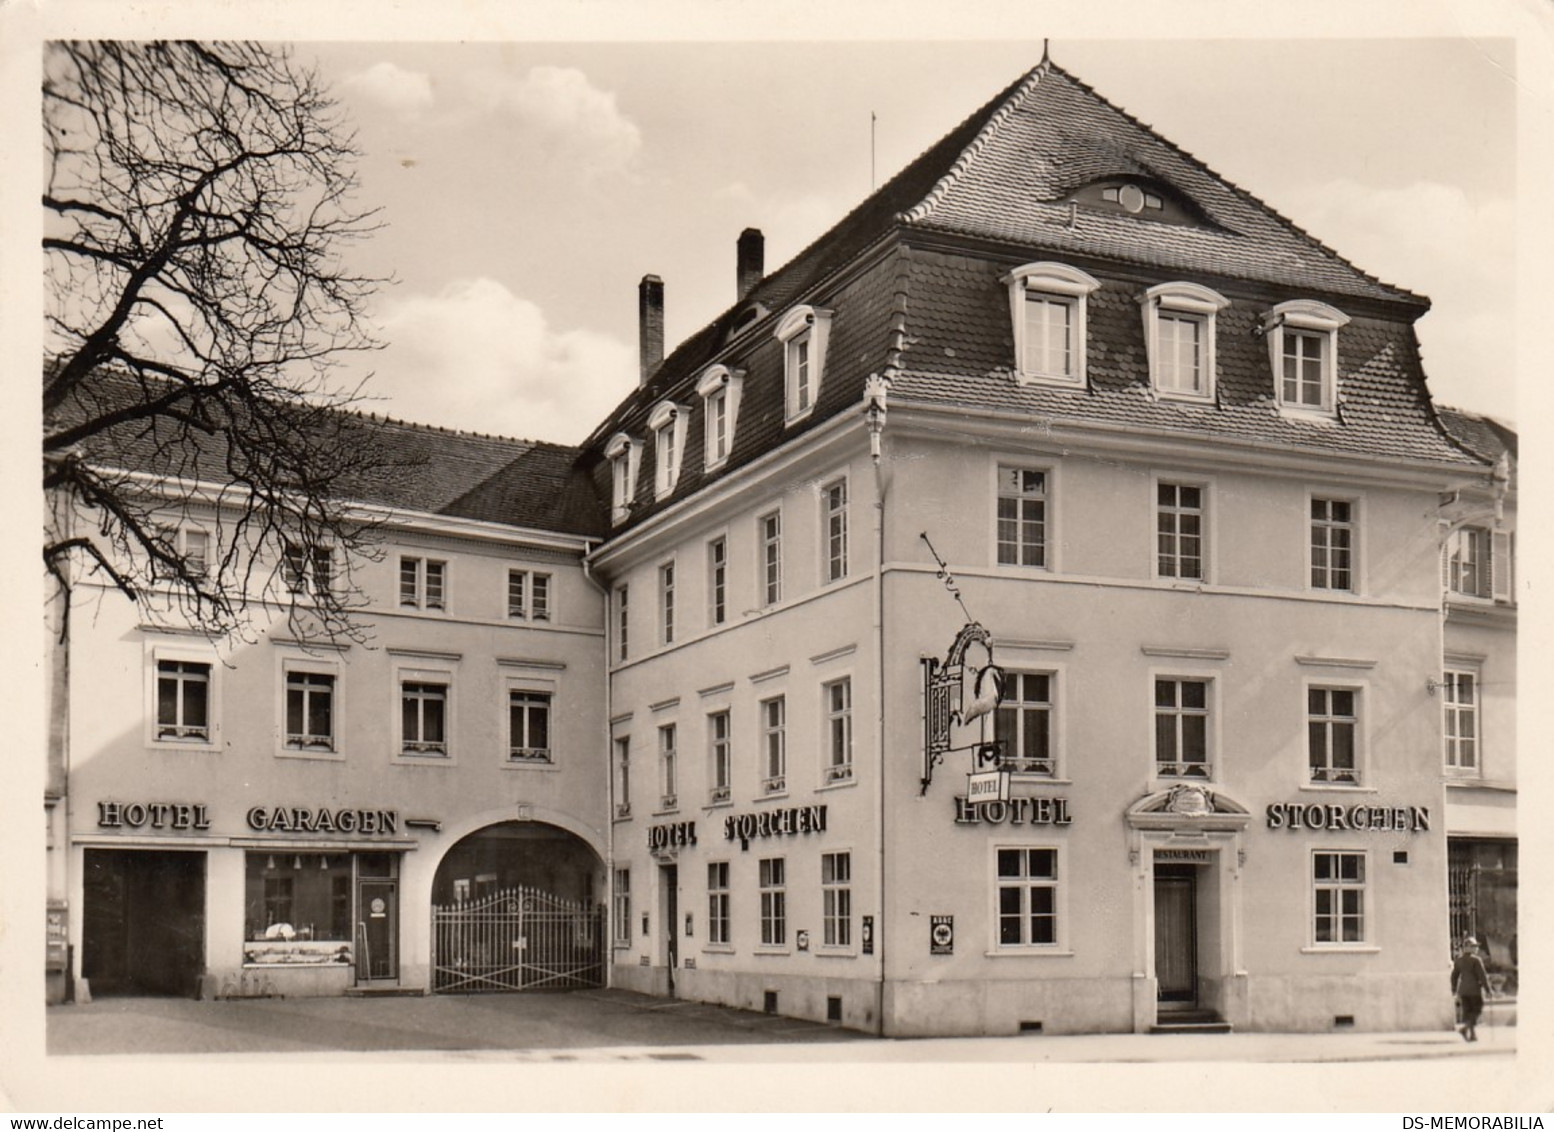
[953,796,1072,825]
[1266,803,1429,832]
[246,806,399,835]
[724,804,826,851]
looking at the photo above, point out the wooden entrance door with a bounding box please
[1154,865,1198,1006]
[357,879,399,982]
[660,863,678,996]
[82,849,205,997]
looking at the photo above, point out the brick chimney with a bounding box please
[638,274,664,386]
[737,228,764,301]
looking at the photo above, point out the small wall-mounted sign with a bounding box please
[1156,848,1213,863]
[684,958,696,970]
[641,913,650,937]
[967,770,1010,804]
[796,930,810,952]
[684,912,694,938]
[862,916,875,955]
[930,915,954,955]
[639,955,650,966]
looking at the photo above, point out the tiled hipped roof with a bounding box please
[580,59,1485,537]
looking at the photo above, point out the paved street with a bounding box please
[46,987,1517,1062]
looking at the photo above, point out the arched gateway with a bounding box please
[430,821,606,993]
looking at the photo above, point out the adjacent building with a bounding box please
[47,57,1515,1034]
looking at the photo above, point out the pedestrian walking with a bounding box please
[1451,936,1492,1042]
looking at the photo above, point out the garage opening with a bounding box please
[82,849,206,997]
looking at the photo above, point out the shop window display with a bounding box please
[243,852,354,965]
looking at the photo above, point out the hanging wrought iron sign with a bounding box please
[919,532,1007,795]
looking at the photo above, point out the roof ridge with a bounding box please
[898,63,1048,226]
[355,405,575,452]
[1044,63,1425,306]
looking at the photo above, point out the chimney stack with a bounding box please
[737,228,765,301]
[638,274,664,386]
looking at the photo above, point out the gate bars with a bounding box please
[432,886,604,993]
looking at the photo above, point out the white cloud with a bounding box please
[1277,180,1516,421]
[464,66,641,178]
[370,278,635,443]
[341,62,435,117]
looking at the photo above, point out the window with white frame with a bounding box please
[996,847,1059,948]
[400,679,448,756]
[615,736,632,817]
[707,862,731,946]
[659,561,676,646]
[508,570,552,621]
[156,659,211,742]
[658,723,678,810]
[1312,850,1366,945]
[821,851,852,947]
[1310,498,1354,591]
[162,525,211,578]
[775,306,833,423]
[1263,300,1349,416]
[759,857,787,946]
[761,696,786,794]
[708,711,732,803]
[1443,670,1479,773]
[996,467,1048,567]
[1155,677,1210,779]
[697,365,744,470]
[1445,526,1492,599]
[284,669,335,752]
[1005,262,1101,386]
[399,556,446,611]
[708,537,727,626]
[613,868,632,946]
[283,543,332,598]
[823,678,853,783]
[995,672,1054,775]
[1308,686,1360,785]
[605,433,642,524]
[615,584,629,662]
[759,510,782,606]
[508,690,552,763]
[648,401,689,500]
[823,478,848,583]
[1140,282,1228,400]
[1156,482,1204,580]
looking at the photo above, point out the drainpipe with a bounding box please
[864,370,892,1037]
[580,539,614,982]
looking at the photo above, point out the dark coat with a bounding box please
[1451,951,1491,1000]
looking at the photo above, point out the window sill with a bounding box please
[700,944,735,955]
[148,738,219,752]
[753,946,792,957]
[984,948,1075,959]
[1276,405,1339,426]
[276,747,345,763]
[816,775,857,793]
[783,406,816,428]
[753,791,790,804]
[704,797,734,811]
[1300,945,1380,955]
[504,756,558,772]
[1151,388,1215,406]
[1011,774,1071,785]
[815,947,857,959]
[392,753,455,767]
[1299,783,1376,794]
[1011,371,1085,390]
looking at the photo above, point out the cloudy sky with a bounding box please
[290,36,1519,445]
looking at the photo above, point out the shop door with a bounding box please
[82,849,205,997]
[357,879,399,983]
[1154,865,1198,1007]
[660,863,678,996]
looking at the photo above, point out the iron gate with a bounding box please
[432,887,604,993]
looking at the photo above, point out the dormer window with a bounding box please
[775,305,833,424]
[1004,263,1101,387]
[647,401,689,500]
[1262,300,1349,417]
[605,432,642,524]
[1141,282,1229,402]
[696,364,744,470]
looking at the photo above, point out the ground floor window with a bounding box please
[821,851,851,947]
[1312,850,1366,945]
[613,868,632,946]
[996,847,1058,947]
[759,857,786,946]
[707,862,730,945]
[243,852,354,964]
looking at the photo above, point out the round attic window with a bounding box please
[1117,184,1146,213]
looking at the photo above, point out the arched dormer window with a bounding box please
[775,305,833,423]
[604,432,642,524]
[696,364,745,471]
[646,401,689,501]
[1140,282,1230,402]
[1003,263,1101,387]
[1262,300,1350,418]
